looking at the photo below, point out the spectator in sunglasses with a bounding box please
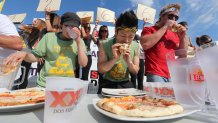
[92,20,109,46]
[196,35,212,47]
[140,3,188,82]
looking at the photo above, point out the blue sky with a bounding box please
[2,0,218,45]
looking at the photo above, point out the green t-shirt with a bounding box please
[32,32,87,87]
[102,37,139,82]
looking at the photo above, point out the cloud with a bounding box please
[129,0,154,7]
[185,0,202,11]
[186,0,218,30]
[100,0,105,6]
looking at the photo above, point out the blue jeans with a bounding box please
[146,73,171,82]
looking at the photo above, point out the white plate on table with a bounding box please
[0,102,44,112]
[93,99,200,121]
[0,87,45,112]
[102,88,146,96]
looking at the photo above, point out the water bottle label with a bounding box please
[189,66,204,83]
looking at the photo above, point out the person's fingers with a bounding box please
[4,54,14,65]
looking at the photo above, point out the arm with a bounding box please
[80,26,88,38]
[140,20,175,50]
[143,18,147,28]
[177,26,188,50]
[76,38,88,67]
[73,27,88,67]
[140,25,168,50]
[91,20,98,44]
[5,51,38,66]
[24,52,39,63]
[0,35,22,50]
[45,7,56,32]
[97,43,120,74]
[125,47,140,75]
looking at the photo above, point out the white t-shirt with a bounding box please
[0,14,19,36]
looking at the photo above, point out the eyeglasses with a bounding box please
[168,14,179,21]
[101,30,108,33]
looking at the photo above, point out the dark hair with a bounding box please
[134,34,141,41]
[83,23,91,30]
[115,10,138,29]
[196,35,212,46]
[178,21,188,27]
[98,25,109,39]
[50,13,61,29]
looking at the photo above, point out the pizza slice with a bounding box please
[119,43,129,55]
[0,88,45,106]
[97,96,184,117]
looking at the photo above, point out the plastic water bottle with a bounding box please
[66,27,77,40]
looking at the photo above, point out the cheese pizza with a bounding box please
[97,96,184,117]
[0,88,45,106]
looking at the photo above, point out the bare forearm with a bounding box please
[178,35,188,50]
[0,35,22,50]
[92,29,97,43]
[24,53,39,63]
[77,41,88,67]
[81,27,87,38]
[45,20,54,32]
[98,58,117,74]
[127,61,139,75]
[140,26,167,50]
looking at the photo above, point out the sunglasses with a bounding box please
[200,41,212,45]
[168,14,179,21]
[101,30,108,33]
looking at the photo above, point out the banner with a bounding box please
[37,0,61,11]
[97,7,115,23]
[8,13,27,24]
[0,0,5,13]
[76,11,94,23]
[136,4,156,24]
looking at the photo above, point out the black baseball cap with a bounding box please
[61,12,81,28]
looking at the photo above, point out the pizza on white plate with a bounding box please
[0,88,45,106]
[97,96,184,118]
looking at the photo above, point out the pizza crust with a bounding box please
[97,96,184,118]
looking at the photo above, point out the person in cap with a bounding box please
[97,10,140,93]
[5,12,88,87]
[140,4,188,82]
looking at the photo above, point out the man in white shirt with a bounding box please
[0,14,22,50]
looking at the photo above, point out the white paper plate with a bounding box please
[102,88,146,96]
[0,102,44,112]
[0,87,45,112]
[93,99,200,121]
